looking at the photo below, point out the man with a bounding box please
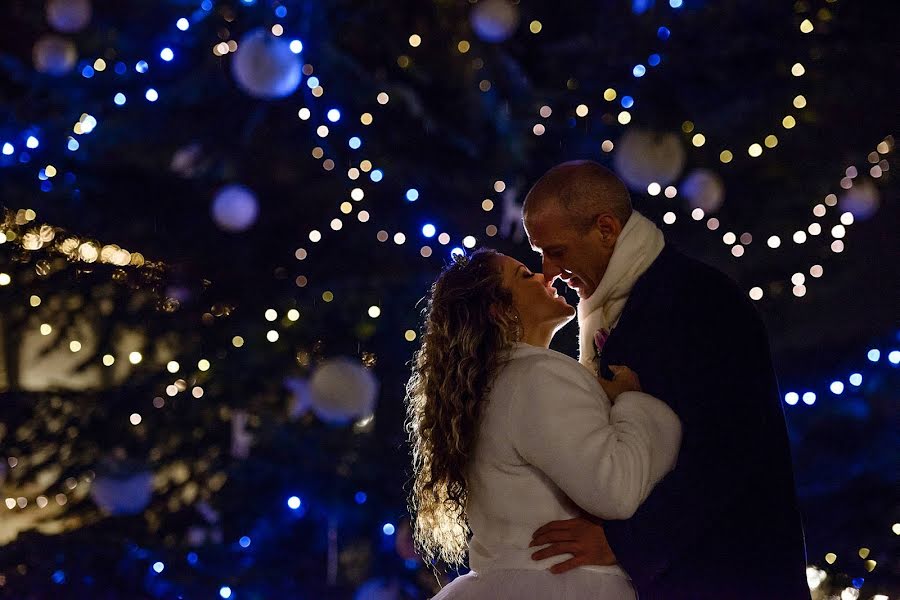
[522,161,809,599]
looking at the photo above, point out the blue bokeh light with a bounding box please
[307,76,320,89]
[2,143,14,155]
[114,61,127,74]
[160,48,174,62]
[287,496,302,510]
[239,536,251,548]
[422,224,436,238]
[177,18,190,31]
[19,152,30,163]
[406,189,419,202]
[136,60,149,73]
[670,0,683,7]
[327,109,341,122]
[219,586,233,599]
[867,349,880,362]
[26,136,39,149]
[784,392,799,405]
[275,5,287,17]
[370,169,383,182]
[829,381,844,395]
[52,570,65,584]
[450,247,465,259]
[657,26,671,40]
[633,64,646,78]
[648,53,661,67]
[152,562,165,573]
[114,93,126,106]
[802,392,816,406]
[41,180,52,192]
[848,373,862,386]
[889,350,900,365]
[290,40,303,54]
[81,65,94,78]
[187,552,199,565]
[382,523,396,536]
[145,88,159,102]
[355,491,368,504]
[621,96,634,108]
[201,0,213,10]
[631,0,652,14]
[349,136,361,149]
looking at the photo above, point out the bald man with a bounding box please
[523,161,809,599]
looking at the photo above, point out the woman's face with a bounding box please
[496,254,576,331]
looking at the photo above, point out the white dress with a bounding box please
[431,343,682,600]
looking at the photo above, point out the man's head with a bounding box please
[523,160,632,299]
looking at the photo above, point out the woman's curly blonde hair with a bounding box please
[405,249,521,567]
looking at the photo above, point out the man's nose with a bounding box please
[542,258,562,282]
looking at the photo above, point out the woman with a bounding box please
[406,249,681,599]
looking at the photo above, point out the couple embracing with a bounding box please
[406,161,809,599]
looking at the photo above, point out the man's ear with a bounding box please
[594,214,623,247]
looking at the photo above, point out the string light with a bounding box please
[676,137,896,299]
[782,342,897,407]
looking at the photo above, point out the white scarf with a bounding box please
[577,211,665,370]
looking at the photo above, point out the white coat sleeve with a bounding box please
[507,357,682,520]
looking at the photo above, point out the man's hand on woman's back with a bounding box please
[529,516,618,574]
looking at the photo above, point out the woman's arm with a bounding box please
[508,358,681,520]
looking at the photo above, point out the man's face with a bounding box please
[524,208,614,299]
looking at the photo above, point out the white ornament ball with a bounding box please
[681,169,725,213]
[46,0,92,33]
[839,179,880,221]
[211,184,259,232]
[471,0,520,43]
[90,469,153,515]
[309,357,379,424]
[33,34,77,75]
[613,129,686,192]
[231,28,302,99]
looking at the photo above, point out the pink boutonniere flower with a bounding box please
[593,328,610,356]
[592,327,612,379]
